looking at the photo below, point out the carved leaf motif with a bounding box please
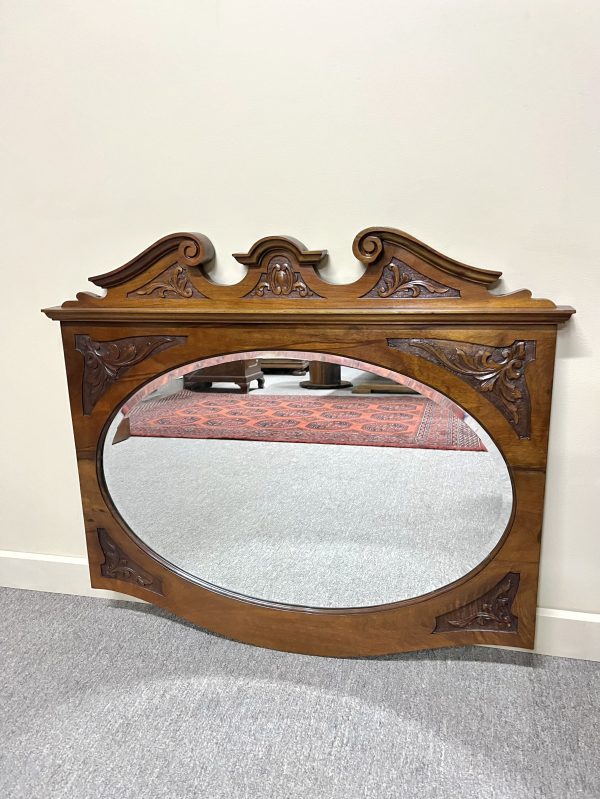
[363,259,460,299]
[75,334,186,415]
[448,578,514,628]
[128,264,206,299]
[434,573,520,633]
[98,529,163,595]
[412,341,526,424]
[246,256,321,299]
[387,338,535,438]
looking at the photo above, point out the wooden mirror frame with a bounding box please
[43,227,574,657]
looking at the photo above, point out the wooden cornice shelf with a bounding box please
[43,306,575,324]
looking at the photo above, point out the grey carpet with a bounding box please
[1,588,599,799]
[103,371,512,607]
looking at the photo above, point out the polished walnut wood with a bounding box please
[43,226,574,657]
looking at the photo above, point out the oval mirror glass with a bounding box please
[102,351,513,608]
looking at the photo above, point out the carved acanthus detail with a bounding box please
[387,338,535,438]
[245,256,321,299]
[434,573,520,633]
[128,264,206,299]
[97,528,163,595]
[75,334,186,414]
[362,258,460,299]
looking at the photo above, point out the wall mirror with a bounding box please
[43,226,574,656]
[102,352,512,608]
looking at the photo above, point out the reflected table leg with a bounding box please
[299,362,353,390]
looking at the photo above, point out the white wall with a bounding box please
[1,1,599,658]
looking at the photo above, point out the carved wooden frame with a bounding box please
[43,227,574,657]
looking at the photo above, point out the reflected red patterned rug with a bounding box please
[126,391,485,451]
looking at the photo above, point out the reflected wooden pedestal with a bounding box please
[299,362,353,390]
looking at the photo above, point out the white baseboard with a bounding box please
[1,550,598,661]
[0,548,138,601]
[533,607,600,662]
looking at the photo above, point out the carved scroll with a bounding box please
[244,255,322,299]
[75,334,186,414]
[98,529,163,595]
[434,573,520,633]
[127,264,206,299]
[89,232,215,289]
[352,227,503,285]
[388,338,536,438]
[361,258,460,299]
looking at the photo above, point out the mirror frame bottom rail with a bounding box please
[43,226,574,657]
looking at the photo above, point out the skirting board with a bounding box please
[1,549,598,662]
[0,549,139,602]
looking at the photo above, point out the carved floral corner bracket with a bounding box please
[434,573,520,634]
[97,528,163,595]
[387,338,536,438]
[127,263,206,300]
[75,334,187,415]
[244,256,323,299]
[361,258,460,299]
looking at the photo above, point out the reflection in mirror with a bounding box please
[102,352,513,608]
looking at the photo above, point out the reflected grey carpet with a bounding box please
[103,428,512,608]
[103,369,512,607]
[1,588,599,799]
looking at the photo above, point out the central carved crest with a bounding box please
[246,255,321,299]
[260,256,310,297]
